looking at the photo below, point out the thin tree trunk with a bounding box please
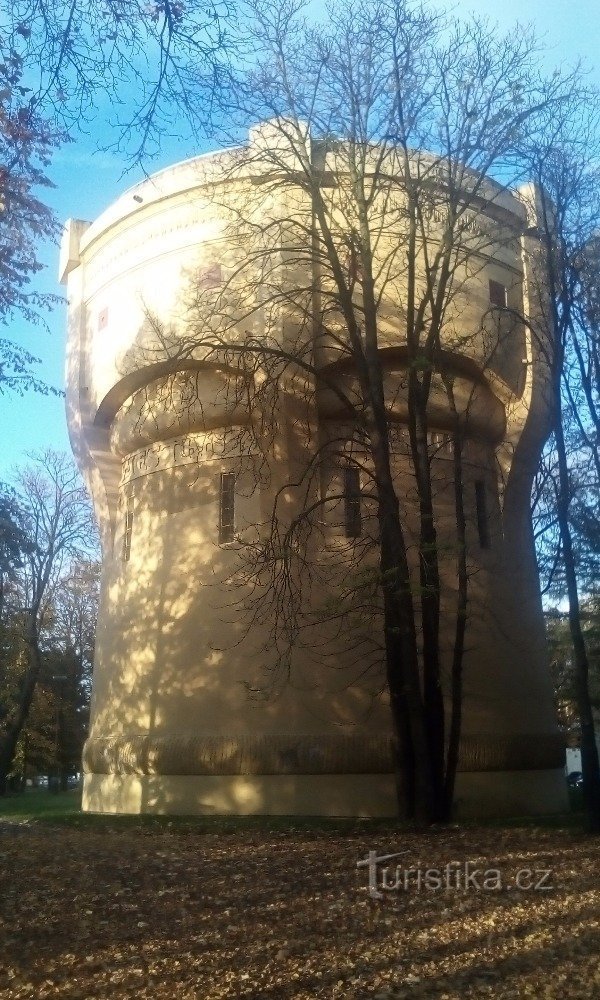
[347,275,438,819]
[443,385,468,819]
[554,412,600,832]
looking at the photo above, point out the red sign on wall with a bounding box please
[198,263,222,289]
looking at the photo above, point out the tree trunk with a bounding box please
[443,408,468,819]
[555,408,600,833]
[408,378,446,820]
[0,620,43,795]
[378,518,435,823]
[371,431,437,822]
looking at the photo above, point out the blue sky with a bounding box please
[0,0,598,478]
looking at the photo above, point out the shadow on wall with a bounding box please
[66,299,564,818]
[75,349,399,816]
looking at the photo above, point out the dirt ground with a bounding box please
[0,818,599,999]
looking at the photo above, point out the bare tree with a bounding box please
[0,0,236,394]
[524,106,600,832]
[0,451,97,794]
[126,0,578,821]
[0,0,236,161]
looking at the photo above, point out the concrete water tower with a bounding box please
[61,122,566,816]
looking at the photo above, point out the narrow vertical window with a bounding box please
[489,279,507,308]
[475,480,490,549]
[219,471,235,543]
[122,494,134,562]
[344,465,362,538]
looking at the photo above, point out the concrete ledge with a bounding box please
[453,768,569,819]
[82,772,399,817]
[82,768,569,818]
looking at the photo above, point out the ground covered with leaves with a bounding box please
[0,813,598,999]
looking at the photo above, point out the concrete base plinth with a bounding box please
[82,772,399,817]
[453,768,568,819]
[82,768,568,819]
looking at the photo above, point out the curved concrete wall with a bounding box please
[62,123,566,817]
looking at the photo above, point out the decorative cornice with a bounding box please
[83,732,565,777]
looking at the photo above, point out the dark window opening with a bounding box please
[475,480,490,549]
[219,471,236,543]
[123,495,134,562]
[344,465,362,538]
[489,279,507,309]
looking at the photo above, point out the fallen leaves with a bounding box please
[0,820,598,998]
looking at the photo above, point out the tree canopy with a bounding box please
[0,452,98,792]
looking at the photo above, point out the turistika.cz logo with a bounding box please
[357,851,554,900]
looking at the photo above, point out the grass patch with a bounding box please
[0,788,82,821]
